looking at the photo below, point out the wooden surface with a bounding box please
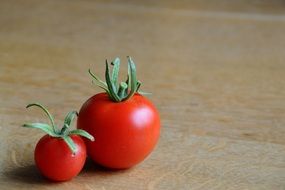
[0,0,285,189]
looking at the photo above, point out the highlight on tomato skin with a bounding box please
[22,103,94,181]
[77,57,161,169]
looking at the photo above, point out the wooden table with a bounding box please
[0,1,285,189]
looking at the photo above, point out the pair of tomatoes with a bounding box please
[23,57,160,181]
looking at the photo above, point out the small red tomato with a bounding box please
[23,103,94,181]
[34,135,86,181]
[77,57,160,169]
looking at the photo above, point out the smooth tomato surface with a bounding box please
[77,93,160,169]
[35,135,86,181]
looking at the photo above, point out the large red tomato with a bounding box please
[77,93,160,169]
[77,57,160,169]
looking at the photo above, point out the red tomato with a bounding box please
[77,92,160,169]
[35,135,86,181]
[23,103,94,181]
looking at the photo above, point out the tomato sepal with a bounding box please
[69,129,95,142]
[89,56,150,102]
[22,123,60,137]
[23,103,94,154]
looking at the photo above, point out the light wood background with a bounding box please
[0,0,285,189]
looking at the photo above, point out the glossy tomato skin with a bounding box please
[77,92,160,169]
[34,135,86,181]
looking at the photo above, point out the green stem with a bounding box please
[23,103,95,154]
[63,136,77,154]
[88,69,108,88]
[64,111,78,127]
[111,57,120,91]
[105,60,121,101]
[60,123,69,135]
[69,129,95,141]
[22,123,59,137]
[88,57,149,102]
[118,82,128,99]
[123,56,137,101]
[26,103,57,133]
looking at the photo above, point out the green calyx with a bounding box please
[22,103,94,154]
[89,56,150,102]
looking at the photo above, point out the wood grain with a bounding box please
[0,0,285,189]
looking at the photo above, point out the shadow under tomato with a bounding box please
[83,157,133,174]
[4,158,133,184]
[3,164,51,185]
